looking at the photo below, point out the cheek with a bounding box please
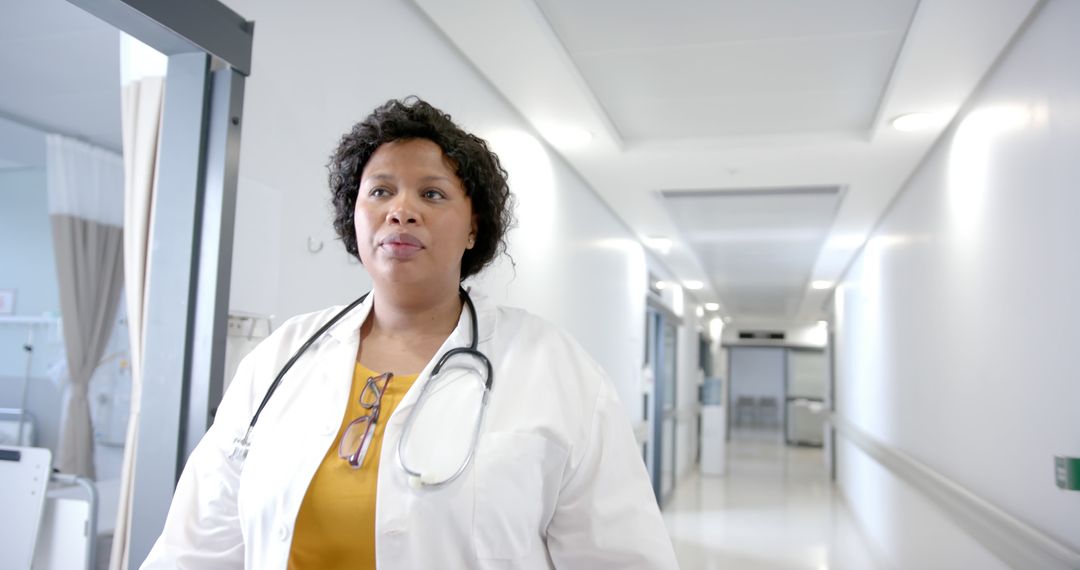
[353,210,376,247]
[353,206,374,230]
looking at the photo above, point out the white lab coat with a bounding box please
[142,291,678,569]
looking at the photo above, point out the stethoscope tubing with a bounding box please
[232,287,491,478]
[247,294,369,432]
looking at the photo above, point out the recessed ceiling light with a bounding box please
[644,236,673,254]
[683,280,704,290]
[695,306,705,318]
[540,125,593,148]
[704,302,720,311]
[891,112,944,132]
[811,280,834,290]
[655,280,668,290]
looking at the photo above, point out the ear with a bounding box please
[467,215,479,249]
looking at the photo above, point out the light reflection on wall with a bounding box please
[709,317,723,342]
[946,104,1034,241]
[485,129,556,243]
[671,283,684,318]
[593,237,647,284]
[473,130,648,421]
[478,129,558,305]
[838,234,908,439]
[807,320,828,346]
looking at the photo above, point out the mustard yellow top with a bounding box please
[287,363,418,570]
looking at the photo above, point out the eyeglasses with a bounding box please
[339,371,393,468]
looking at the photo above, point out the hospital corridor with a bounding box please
[1,0,1078,569]
[664,434,882,570]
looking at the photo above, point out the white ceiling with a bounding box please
[663,186,841,321]
[0,0,1043,327]
[412,0,1041,326]
[535,0,918,140]
[0,0,122,163]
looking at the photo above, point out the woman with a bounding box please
[143,98,678,569]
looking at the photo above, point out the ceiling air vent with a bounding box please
[738,331,785,340]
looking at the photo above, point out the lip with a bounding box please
[380,232,424,248]
[379,232,425,257]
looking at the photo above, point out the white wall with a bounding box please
[674,302,703,481]
[834,0,1080,564]
[223,0,647,418]
[0,167,58,361]
[0,165,66,452]
[721,321,828,348]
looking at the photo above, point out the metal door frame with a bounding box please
[61,1,253,565]
[645,303,679,506]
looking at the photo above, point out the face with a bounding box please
[354,138,477,288]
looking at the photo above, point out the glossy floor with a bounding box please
[663,430,886,570]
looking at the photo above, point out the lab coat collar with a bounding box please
[325,292,373,345]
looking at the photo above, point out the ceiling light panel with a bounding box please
[534,0,920,140]
[660,186,841,322]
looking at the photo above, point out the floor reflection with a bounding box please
[663,429,885,570]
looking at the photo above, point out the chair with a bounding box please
[756,396,779,429]
[734,396,756,427]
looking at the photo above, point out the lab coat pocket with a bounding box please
[474,432,564,560]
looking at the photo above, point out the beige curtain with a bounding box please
[110,75,165,570]
[46,135,126,479]
[50,215,124,478]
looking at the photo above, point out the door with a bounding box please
[728,346,785,435]
[645,308,678,505]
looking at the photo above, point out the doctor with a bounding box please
[143,97,678,569]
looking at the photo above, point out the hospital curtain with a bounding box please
[110,74,165,570]
[45,135,126,479]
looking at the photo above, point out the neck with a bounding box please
[364,281,463,341]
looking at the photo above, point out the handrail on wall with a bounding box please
[830,414,1080,570]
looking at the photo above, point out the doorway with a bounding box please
[727,345,828,445]
[645,307,678,505]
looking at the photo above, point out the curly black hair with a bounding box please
[328,97,514,280]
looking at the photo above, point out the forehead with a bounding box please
[361,138,459,181]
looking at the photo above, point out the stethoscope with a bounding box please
[230,287,493,488]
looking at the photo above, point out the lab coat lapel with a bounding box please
[304,294,373,424]
[258,296,373,484]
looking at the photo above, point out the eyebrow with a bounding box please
[362,174,456,184]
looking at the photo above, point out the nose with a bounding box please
[386,193,419,225]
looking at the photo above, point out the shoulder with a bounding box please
[489,304,608,396]
[256,304,353,352]
[483,304,624,464]
[217,303,358,418]
[495,307,600,364]
[230,303,358,387]
[274,305,351,337]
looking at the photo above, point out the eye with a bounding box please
[423,189,447,200]
[368,186,391,198]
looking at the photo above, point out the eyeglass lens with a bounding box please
[338,372,392,468]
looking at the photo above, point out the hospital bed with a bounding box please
[0,444,102,570]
